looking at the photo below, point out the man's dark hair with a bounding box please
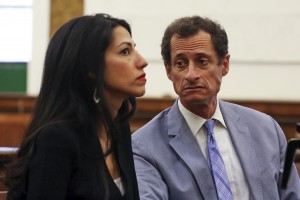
[161,16,228,66]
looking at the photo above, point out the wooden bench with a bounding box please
[0,94,34,147]
[1,95,300,140]
[0,191,7,200]
[0,147,17,191]
[0,114,30,147]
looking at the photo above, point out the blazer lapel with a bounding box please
[167,101,218,200]
[220,101,263,200]
[117,121,136,199]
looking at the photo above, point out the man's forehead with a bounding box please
[170,31,212,52]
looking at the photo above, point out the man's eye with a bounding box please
[198,59,208,66]
[175,60,187,68]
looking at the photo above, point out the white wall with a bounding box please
[28,0,300,101]
[27,0,50,95]
[84,0,300,101]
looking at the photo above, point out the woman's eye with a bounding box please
[120,48,130,55]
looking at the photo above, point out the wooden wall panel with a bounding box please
[1,95,300,144]
[130,98,300,140]
[0,114,31,147]
[50,0,84,37]
[1,95,300,190]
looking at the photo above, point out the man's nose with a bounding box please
[185,64,199,80]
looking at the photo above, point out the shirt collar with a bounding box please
[178,99,227,136]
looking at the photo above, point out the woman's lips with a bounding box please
[137,73,146,81]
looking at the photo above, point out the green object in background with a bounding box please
[0,62,27,93]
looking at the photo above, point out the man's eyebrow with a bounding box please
[174,52,209,57]
[193,52,213,58]
[174,53,185,58]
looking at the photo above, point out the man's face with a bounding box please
[165,30,229,109]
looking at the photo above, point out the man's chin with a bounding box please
[180,96,206,105]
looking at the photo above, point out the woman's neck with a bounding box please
[98,123,121,180]
[103,90,125,119]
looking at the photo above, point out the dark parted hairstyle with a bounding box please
[161,16,229,66]
[5,13,136,199]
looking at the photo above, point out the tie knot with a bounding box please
[204,119,215,135]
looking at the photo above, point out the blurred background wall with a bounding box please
[84,0,300,101]
[1,0,300,101]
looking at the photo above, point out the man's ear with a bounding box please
[222,54,230,76]
[164,62,172,81]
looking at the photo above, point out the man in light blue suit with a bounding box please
[132,16,300,200]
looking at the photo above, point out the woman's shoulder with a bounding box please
[36,123,81,149]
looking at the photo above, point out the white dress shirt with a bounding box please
[178,99,251,200]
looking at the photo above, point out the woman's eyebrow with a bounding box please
[117,41,136,47]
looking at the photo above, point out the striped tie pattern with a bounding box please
[204,119,234,200]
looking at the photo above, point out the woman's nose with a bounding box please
[136,52,148,69]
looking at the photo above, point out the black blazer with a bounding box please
[26,122,139,200]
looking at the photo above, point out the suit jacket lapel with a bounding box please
[117,121,136,199]
[220,100,263,200]
[167,101,218,200]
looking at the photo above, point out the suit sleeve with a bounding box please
[132,135,169,200]
[275,120,300,199]
[27,125,79,200]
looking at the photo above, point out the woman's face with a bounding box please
[103,26,148,102]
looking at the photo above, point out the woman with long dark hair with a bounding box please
[5,13,147,200]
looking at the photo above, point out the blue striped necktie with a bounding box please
[204,119,234,200]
